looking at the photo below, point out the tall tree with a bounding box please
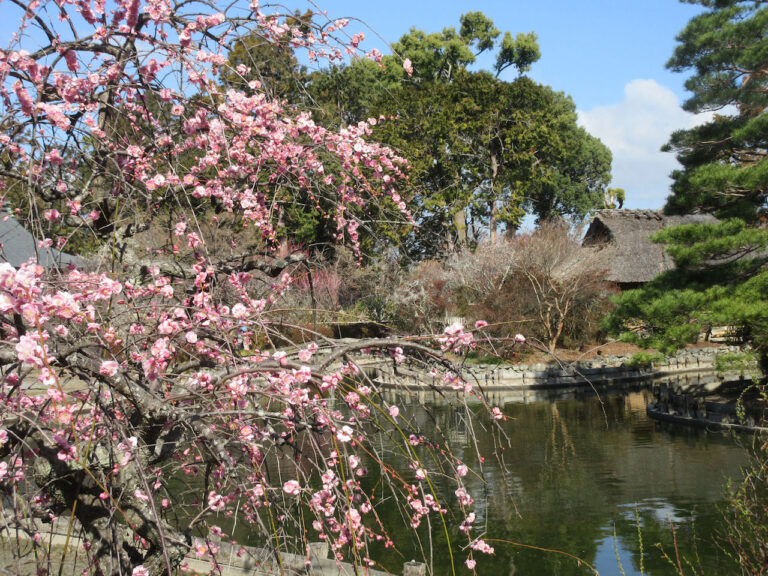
[606,0,768,369]
[664,0,768,221]
[309,13,611,255]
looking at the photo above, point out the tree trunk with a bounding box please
[548,331,559,354]
[32,443,189,576]
[277,205,289,257]
[453,207,468,247]
[489,200,498,243]
[489,148,500,243]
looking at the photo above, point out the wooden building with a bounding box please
[582,209,717,290]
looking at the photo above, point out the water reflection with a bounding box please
[173,380,749,575]
[374,387,747,575]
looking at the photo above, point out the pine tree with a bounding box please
[606,0,768,370]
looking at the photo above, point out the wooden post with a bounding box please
[403,560,426,576]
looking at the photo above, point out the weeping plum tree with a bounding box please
[0,1,511,574]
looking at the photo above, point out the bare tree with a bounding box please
[511,223,611,352]
[431,223,612,352]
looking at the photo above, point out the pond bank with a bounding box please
[372,345,755,392]
[646,379,768,433]
[2,519,411,576]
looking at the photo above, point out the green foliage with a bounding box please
[604,187,626,209]
[663,1,768,220]
[496,31,541,76]
[354,295,397,324]
[221,29,307,101]
[713,351,760,374]
[391,26,474,81]
[626,352,666,367]
[308,59,402,126]
[459,12,500,54]
[720,438,768,575]
[308,13,610,256]
[462,351,507,365]
[604,220,768,359]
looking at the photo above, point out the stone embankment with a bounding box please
[373,346,753,392]
[3,517,426,576]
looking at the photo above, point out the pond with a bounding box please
[367,384,750,575]
[179,378,752,575]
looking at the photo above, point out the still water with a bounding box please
[370,387,749,575]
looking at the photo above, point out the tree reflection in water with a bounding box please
[170,388,747,575]
[370,388,746,575]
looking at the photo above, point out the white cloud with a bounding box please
[577,79,712,209]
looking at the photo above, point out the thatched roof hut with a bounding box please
[583,209,718,289]
[0,210,85,270]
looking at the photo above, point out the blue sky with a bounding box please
[311,0,710,210]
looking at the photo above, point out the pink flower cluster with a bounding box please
[0,1,502,573]
[438,322,475,352]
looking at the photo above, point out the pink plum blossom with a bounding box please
[336,425,353,442]
[43,209,61,222]
[283,480,300,496]
[0,2,494,571]
[99,361,119,376]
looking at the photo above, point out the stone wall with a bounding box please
[373,346,754,391]
[3,517,410,576]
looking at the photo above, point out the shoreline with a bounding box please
[372,345,757,392]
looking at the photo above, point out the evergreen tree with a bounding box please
[309,13,612,256]
[606,0,768,370]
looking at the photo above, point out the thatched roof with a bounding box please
[583,209,718,285]
[0,211,85,270]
